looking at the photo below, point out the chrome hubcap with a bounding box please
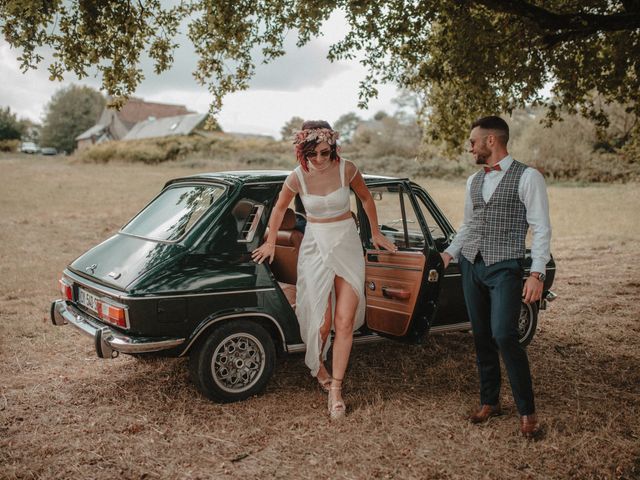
[211,333,265,393]
[518,304,532,340]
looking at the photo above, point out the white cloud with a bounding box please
[213,67,398,138]
[138,31,350,95]
[0,44,80,122]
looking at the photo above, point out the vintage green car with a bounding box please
[51,170,556,402]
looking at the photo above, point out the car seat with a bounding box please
[268,208,302,286]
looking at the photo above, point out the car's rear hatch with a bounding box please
[68,181,230,291]
[69,234,185,291]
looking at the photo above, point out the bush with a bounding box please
[344,152,472,180]
[347,116,422,159]
[0,139,20,152]
[71,113,640,184]
[509,112,640,182]
[72,134,294,168]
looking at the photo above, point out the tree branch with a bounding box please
[472,0,640,44]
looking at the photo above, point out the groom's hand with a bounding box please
[522,276,543,304]
[440,252,452,269]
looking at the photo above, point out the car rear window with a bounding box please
[121,184,226,241]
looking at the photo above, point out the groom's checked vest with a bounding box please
[461,160,529,266]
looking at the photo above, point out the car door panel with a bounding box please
[365,250,426,336]
[358,181,444,340]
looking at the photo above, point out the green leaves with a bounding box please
[0,106,26,141]
[1,0,638,151]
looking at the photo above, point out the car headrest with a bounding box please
[281,208,296,230]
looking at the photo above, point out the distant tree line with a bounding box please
[0,107,27,141]
[0,84,104,153]
[279,88,639,183]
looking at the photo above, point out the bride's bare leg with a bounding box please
[330,276,359,410]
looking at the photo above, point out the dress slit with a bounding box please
[296,217,365,376]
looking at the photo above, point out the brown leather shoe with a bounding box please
[469,404,502,424]
[520,414,541,438]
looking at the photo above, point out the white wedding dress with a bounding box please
[284,158,365,376]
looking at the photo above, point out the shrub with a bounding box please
[348,116,421,159]
[70,114,640,183]
[510,112,640,182]
[0,139,20,152]
[72,134,294,168]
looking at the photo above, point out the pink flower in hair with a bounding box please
[292,128,340,146]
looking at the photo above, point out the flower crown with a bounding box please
[292,127,340,146]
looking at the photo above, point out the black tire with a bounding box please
[518,301,539,346]
[189,320,276,403]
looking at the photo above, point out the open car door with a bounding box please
[357,181,444,341]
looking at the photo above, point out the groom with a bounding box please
[440,116,551,438]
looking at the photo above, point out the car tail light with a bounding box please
[59,278,73,301]
[96,299,129,329]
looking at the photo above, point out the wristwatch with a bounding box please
[530,272,546,282]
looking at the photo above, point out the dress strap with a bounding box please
[294,166,308,195]
[339,158,346,187]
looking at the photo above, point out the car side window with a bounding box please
[205,184,276,252]
[121,184,226,242]
[412,189,449,252]
[368,185,425,250]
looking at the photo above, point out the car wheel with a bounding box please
[517,302,538,346]
[189,320,276,403]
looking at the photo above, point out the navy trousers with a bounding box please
[460,255,535,415]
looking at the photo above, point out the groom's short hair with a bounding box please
[472,116,509,144]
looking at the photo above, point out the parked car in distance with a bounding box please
[20,142,39,154]
[50,170,557,403]
[40,147,58,155]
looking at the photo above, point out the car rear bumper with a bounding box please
[540,290,557,310]
[50,300,185,358]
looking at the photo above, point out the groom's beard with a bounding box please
[474,147,490,165]
[475,154,488,165]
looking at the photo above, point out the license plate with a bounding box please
[78,288,99,313]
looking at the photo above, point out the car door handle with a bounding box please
[382,286,411,300]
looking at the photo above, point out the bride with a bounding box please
[252,120,396,419]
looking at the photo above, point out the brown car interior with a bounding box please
[364,251,425,336]
[265,208,301,307]
[267,208,427,336]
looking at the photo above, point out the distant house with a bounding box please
[75,98,194,150]
[122,113,207,141]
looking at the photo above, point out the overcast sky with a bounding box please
[0,11,399,139]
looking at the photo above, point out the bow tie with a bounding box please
[483,164,502,173]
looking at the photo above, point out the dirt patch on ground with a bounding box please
[1,155,639,479]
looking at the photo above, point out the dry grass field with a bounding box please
[1,154,639,479]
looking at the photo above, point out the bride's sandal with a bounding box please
[328,379,346,420]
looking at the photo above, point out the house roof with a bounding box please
[116,98,192,125]
[122,113,207,140]
[75,123,108,141]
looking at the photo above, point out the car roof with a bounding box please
[165,169,404,187]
